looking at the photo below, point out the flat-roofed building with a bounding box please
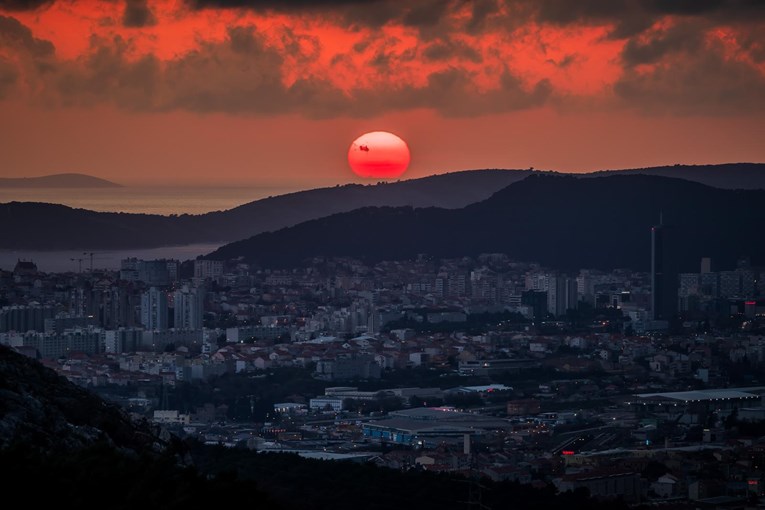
[458,358,539,376]
[626,388,763,419]
[363,407,513,447]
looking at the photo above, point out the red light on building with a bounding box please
[748,480,759,486]
[562,450,575,455]
[745,301,756,306]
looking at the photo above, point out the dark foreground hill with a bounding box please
[207,173,765,272]
[0,345,621,510]
[0,173,122,188]
[0,169,532,250]
[0,345,164,454]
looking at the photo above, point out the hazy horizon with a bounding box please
[5,161,765,190]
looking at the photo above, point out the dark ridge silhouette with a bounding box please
[0,169,533,249]
[585,162,765,190]
[207,173,765,272]
[0,163,763,250]
[0,173,122,188]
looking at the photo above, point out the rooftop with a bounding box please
[634,389,761,402]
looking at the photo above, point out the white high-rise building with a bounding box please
[174,285,204,330]
[141,287,168,331]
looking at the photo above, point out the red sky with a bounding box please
[0,0,763,186]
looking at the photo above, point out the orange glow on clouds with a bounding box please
[5,0,763,111]
[1,1,634,100]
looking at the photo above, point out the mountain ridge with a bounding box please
[206,173,765,273]
[584,162,765,190]
[0,163,763,250]
[0,169,533,250]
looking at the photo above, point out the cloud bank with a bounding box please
[0,0,762,117]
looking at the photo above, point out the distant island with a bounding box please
[0,173,122,188]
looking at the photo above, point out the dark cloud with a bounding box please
[422,38,482,63]
[525,0,650,38]
[614,42,765,115]
[0,56,18,98]
[0,15,54,100]
[188,0,464,30]
[122,0,157,28]
[0,15,55,56]
[276,25,321,63]
[3,5,762,118]
[546,54,576,68]
[401,0,450,28]
[188,0,384,10]
[534,0,627,25]
[189,0,376,7]
[737,28,765,63]
[367,42,417,70]
[44,26,338,115]
[188,0,399,27]
[620,21,705,66]
[228,24,264,53]
[613,14,765,115]
[641,0,765,18]
[182,0,765,49]
[15,18,549,118]
[0,0,52,11]
[345,67,550,118]
[527,0,765,38]
[53,35,161,109]
[351,40,368,53]
[465,0,500,33]
[531,0,765,23]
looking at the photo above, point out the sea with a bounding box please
[0,185,302,216]
[0,185,303,273]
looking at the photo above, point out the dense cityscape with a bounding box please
[2,227,764,506]
[2,1,765,508]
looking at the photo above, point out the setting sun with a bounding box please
[347,131,411,179]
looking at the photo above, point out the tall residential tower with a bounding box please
[651,216,677,321]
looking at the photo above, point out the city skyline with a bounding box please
[3,3,765,506]
[0,1,763,186]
